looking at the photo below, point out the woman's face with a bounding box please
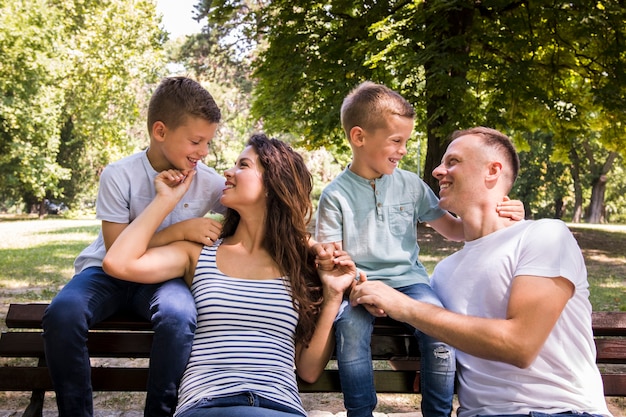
[220,145,266,210]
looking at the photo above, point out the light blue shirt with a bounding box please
[316,166,446,288]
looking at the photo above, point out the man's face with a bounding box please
[432,135,487,213]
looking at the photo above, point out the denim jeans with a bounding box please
[42,266,197,417]
[176,392,306,417]
[334,282,455,417]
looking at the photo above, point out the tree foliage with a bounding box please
[192,0,625,222]
[0,0,167,214]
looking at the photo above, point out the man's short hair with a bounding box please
[451,127,520,186]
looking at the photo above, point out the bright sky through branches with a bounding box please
[156,0,204,39]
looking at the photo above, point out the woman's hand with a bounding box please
[317,245,360,303]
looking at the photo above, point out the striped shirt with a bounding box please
[175,240,305,416]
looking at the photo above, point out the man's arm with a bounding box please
[350,273,573,368]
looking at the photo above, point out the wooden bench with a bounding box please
[1,303,625,416]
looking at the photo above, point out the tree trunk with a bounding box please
[586,175,607,223]
[585,152,617,224]
[421,3,474,192]
[569,148,584,223]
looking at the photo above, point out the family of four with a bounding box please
[42,76,610,417]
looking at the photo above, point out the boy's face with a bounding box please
[350,114,413,180]
[150,116,218,172]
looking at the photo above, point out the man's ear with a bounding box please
[151,121,167,142]
[486,161,503,183]
[349,126,365,147]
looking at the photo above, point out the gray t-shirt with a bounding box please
[74,150,226,273]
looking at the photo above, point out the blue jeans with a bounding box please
[335,282,455,417]
[176,392,306,417]
[42,266,197,417]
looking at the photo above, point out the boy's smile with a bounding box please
[349,114,413,180]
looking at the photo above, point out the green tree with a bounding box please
[0,0,69,214]
[191,0,626,222]
[0,0,167,214]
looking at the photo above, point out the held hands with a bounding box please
[496,196,525,221]
[315,243,362,302]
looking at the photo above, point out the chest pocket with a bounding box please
[388,204,414,236]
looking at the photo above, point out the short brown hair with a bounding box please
[451,126,520,186]
[147,77,221,131]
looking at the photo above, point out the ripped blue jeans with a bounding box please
[334,282,455,417]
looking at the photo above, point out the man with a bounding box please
[351,127,611,417]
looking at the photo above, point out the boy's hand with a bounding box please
[314,242,341,271]
[497,196,525,221]
[180,217,223,246]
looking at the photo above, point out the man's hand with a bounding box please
[350,279,411,319]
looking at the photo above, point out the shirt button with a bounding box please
[183,203,189,208]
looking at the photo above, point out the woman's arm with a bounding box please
[295,248,358,383]
[102,170,198,284]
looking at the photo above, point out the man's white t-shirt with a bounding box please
[431,219,611,417]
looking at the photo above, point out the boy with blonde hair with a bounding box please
[316,82,523,417]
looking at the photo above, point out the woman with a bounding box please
[103,134,355,417]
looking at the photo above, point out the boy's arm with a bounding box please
[428,197,526,242]
[102,212,222,251]
[150,217,222,247]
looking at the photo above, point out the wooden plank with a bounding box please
[0,366,623,396]
[0,367,149,391]
[5,303,151,331]
[602,374,626,397]
[0,332,153,358]
[595,338,626,364]
[593,311,626,337]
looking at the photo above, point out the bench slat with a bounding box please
[5,303,151,331]
[0,332,153,358]
[595,338,626,364]
[0,366,420,394]
[602,374,626,396]
[592,311,626,337]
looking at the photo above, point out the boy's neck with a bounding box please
[348,163,385,181]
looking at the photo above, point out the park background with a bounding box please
[1,0,625,415]
[1,0,625,223]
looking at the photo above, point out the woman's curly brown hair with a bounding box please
[220,133,323,345]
